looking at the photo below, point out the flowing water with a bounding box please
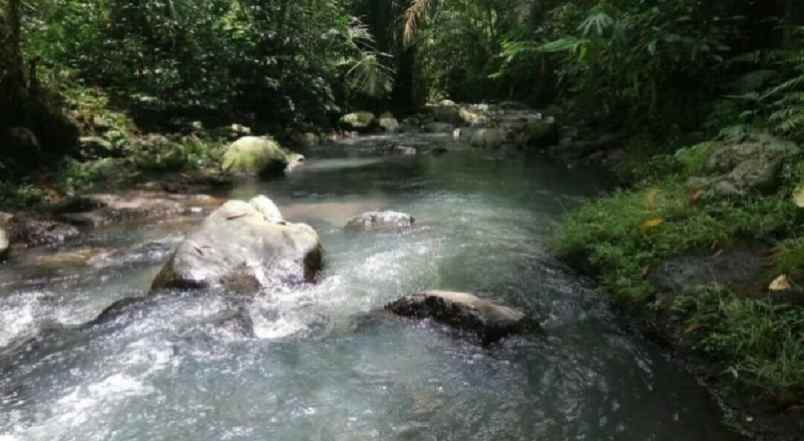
[0,135,742,441]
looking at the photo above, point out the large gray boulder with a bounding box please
[222,136,299,177]
[385,290,527,343]
[345,211,415,232]
[151,196,323,293]
[0,227,9,260]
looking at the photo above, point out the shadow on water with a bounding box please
[0,140,745,441]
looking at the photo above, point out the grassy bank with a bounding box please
[552,132,804,435]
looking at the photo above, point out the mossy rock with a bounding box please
[339,112,377,132]
[686,134,799,198]
[222,136,292,177]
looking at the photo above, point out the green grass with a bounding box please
[553,177,797,301]
[673,288,804,396]
[553,136,804,398]
[774,237,804,280]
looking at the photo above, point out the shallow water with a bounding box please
[0,138,742,441]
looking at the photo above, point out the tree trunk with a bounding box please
[1,0,28,127]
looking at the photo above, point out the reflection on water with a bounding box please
[0,144,742,441]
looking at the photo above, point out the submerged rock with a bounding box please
[385,290,527,343]
[339,112,377,132]
[344,211,415,232]
[57,191,223,227]
[0,227,8,260]
[7,217,80,248]
[151,196,322,294]
[222,136,299,177]
[388,145,417,156]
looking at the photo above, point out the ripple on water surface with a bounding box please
[0,149,743,441]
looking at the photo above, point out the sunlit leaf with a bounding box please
[639,217,664,233]
[793,185,804,208]
[769,274,793,292]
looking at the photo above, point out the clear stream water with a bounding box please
[0,135,743,441]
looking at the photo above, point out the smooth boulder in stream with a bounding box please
[385,290,527,343]
[151,195,323,293]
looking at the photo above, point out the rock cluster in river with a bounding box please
[151,195,322,294]
[385,290,527,343]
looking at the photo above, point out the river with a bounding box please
[0,134,743,440]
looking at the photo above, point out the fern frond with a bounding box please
[578,11,614,37]
[761,74,804,101]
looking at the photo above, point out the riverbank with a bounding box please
[549,128,804,440]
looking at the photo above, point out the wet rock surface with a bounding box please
[385,290,528,343]
[56,191,224,227]
[7,217,81,248]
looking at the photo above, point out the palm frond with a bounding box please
[578,10,614,37]
[403,0,433,46]
[346,52,395,98]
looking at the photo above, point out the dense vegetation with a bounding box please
[1,0,803,434]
